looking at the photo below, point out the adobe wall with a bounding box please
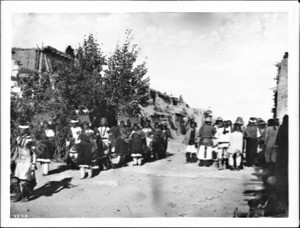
[276,57,288,122]
[12,49,39,70]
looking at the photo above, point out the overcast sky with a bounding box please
[12,12,288,122]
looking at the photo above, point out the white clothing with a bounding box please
[197,145,213,160]
[217,147,228,159]
[186,145,197,153]
[71,126,82,139]
[143,128,153,147]
[218,127,231,143]
[97,126,110,141]
[227,131,243,154]
[228,150,242,167]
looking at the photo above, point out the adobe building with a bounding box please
[12,46,73,74]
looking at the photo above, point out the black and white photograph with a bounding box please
[1,1,299,227]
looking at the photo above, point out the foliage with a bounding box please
[11,31,150,159]
[104,29,150,116]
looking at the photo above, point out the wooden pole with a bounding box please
[38,51,43,84]
[47,58,53,72]
[43,53,50,72]
[44,54,55,90]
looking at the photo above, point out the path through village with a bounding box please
[10,135,264,218]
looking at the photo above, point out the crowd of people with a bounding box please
[183,115,289,172]
[10,117,173,202]
[10,113,288,204]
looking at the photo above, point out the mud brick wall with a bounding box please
[276,58,288,122]
[12,49,39,71]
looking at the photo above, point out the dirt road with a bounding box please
[10,135,263,218]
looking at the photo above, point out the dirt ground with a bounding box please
[10,135,263,218]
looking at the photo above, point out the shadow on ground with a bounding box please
[48,164,70,175]
[29,177,76,201]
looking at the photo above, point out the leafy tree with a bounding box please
[104,29,150,117]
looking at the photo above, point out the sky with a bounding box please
[12,12,288,122]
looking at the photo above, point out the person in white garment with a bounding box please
[213,117,224,166]
[11,124,37,202]
[66,119,82,169]
[142,120,153,161]
[217,120,231,170]
[97,117,111,170]
[227,120,244,171]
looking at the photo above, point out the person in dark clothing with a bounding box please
[245,117,260,167]
[77,133,93,179]
[198,117,216,167]
[162,123,173,158]
[182,121,198,163]
[112,121,130,167]
[152,122,164,160]
[275,115,289,212]
[275,115,288,171]
[129,123,146,166]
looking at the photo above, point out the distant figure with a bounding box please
[37,121,55,175]
[234,116,247,169]
[227,122,244,171]
[66,119,82,169]
[152,123,164,160]
[82,121,99,171]
[264,119,279,166]
[97,117,111,170]
[197,117,216,167]
[275,114,289,210]
[113,121,130,166]
[77,133,93,179]
[275,115,288,170]
[257,119,267,156]
[182,121,198,163]
[216,119,231,170]
[129,123,146,166]
[35,131,53,176]
[142,120,153,161]
[162,123,172,158]
[245,117,260,167]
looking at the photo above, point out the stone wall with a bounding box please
[276,57,288,122]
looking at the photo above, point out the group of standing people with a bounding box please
[65,117,173,179]
[10,113,288,203]
[10,117,173,202]
[183,115,289,171]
